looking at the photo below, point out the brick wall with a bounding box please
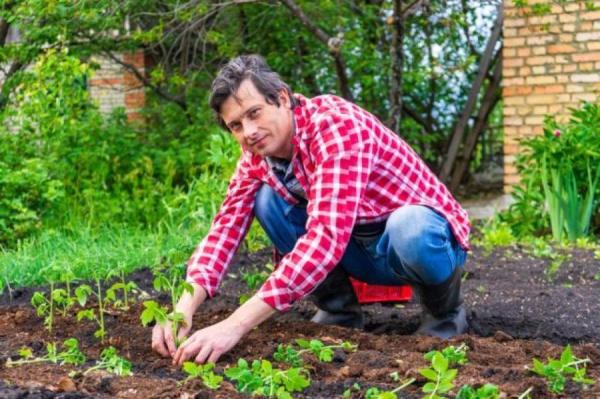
[88,51,149,122]
[502,0,600,192]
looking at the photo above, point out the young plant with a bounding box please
[105,267,138,310]
[30,265,77,332]
[424,343,469,367]
[150,265,194,345]
[419,352,458,399]
[75,274,113,343]
[6,338,86,367]
[182,361,223,389]
[456,384,501,399]
[225,358,310,398]
[84,346,132,377]
[273,338,357,366]
[530,345,594,393]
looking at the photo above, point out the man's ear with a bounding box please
[279,89,292,109]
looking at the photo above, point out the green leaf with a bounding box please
[432,352,448,373]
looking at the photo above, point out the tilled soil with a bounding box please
[0,244,599,398]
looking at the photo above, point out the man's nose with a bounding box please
[242,120,258,139]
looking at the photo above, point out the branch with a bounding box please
[438,3,502,182]
[279,0,353,100]
[388,0,405,132]
[401,0,429,19]
[102,50,188,111]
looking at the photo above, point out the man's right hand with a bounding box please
[151,282,208,358]
[151,310,193,357]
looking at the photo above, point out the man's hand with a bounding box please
[172,295,277,365]
[151,311,193,357]
[151,281,207,358]
[172,317,244,365]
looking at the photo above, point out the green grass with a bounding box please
[0,222,207,288]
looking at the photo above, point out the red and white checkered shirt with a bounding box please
[187,94,471,311]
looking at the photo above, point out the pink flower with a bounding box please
[554,129,561,137]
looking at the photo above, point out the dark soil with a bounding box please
[0,243,599,398]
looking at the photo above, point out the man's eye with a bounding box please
[250,109,260,118]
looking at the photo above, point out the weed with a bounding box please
[84,346,132,376]
[531,345,594,393]
[182,361,223,389]
[6,338,86,367]
[225,358,310,398]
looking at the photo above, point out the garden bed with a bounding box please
[0,244,599,398]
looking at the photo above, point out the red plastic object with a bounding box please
[350,278,413,304]
[272,248,412,304]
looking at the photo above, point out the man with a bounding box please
[152,55,471,366]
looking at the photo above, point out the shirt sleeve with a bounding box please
[257,113,375,311]
[186,153,261,297]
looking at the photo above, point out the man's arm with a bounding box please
[172,294,276,365]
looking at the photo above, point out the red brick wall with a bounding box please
[503,0,600,192]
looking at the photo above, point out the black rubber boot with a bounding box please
[308,266,364,329]
[415,267,467,339]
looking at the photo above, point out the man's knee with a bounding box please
[386,205,438,261]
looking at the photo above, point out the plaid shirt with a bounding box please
[187,94,471,312]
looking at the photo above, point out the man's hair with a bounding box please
[209,54,298,129]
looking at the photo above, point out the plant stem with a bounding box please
[392,377,415,392]
[49,282,54,333]
[96,277,105,343]
[517,386,533,399]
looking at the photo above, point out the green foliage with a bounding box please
[472,217,516,254]
[419,352,458,399]
[225,358,310,398]
[105,268,138,310]
[75,276,111,342]
[424,343,469,366]
[6,338,86,367]
[239,266,271,305]
[274,338,357,366]
[456,384,501,399]
[84,346,132,377]
[140,300,169,327]
[531,345,595,393]
[505,101,600,241]
[182,361,223,390]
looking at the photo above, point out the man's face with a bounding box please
[220,79,294,160]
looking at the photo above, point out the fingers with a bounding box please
[164,327,177,356]
[151,325,170,357]
[173,336,197,366]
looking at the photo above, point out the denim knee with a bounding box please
[385,205,462,285]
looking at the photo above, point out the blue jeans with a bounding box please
[253,185,467,287]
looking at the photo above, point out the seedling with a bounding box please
[84,346,132,377]
[239,266,271,304]
[273,338,357,366]
[105,268,138,310]
[30,265,77,332]
[419,351,457,399]
[225,358,310,398]
[150,265,195,346]
[75,276,110,342]
[456,384,501,399]
[530,345,594,393]
[424,343,469,366]
[182,361,223,389]
[6,338,86,367]
[140,300,186,347]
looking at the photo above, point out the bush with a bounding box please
[501,101,600,240]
